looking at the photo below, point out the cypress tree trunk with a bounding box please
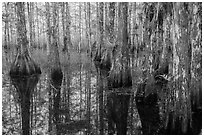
[9,2,41,135]
[50,3,63,134]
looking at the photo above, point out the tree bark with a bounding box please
[99,2,104,135]
[86,2,91,134]
[109,2,115,43]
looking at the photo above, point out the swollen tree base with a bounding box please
[9,52,41,135]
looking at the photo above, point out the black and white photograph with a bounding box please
[2,2,202,135]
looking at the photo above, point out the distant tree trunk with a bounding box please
[48,79,52,132]
[128,3,132,46]
[95,2,99,44]
[66,3,72,48]
[3,3,9,65]
[113,3,118,39]
[83,15,89,131]
[42,11,46,51]
[74,4,77,33]
[78,3,82,120]
[93,3,99,134]
[30,89,34,134]
[64,2,71,123]
[86,2,91,134]
[60,2,71,123]
[98,2,104,135]
[130,94,134,134]
[36,3,40,49]
[61,3,65,51]
[64,3,72,52]
[95,74,99,134]
[65,71,71,122]
[132,2,137,47]
[27,2,34,51]
[45,3,52,133]
[108,2,115,43]
[45,2,51,57]
[4,2,13,64]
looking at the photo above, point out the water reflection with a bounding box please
[3,67,201,135]
[2,67,142,135]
